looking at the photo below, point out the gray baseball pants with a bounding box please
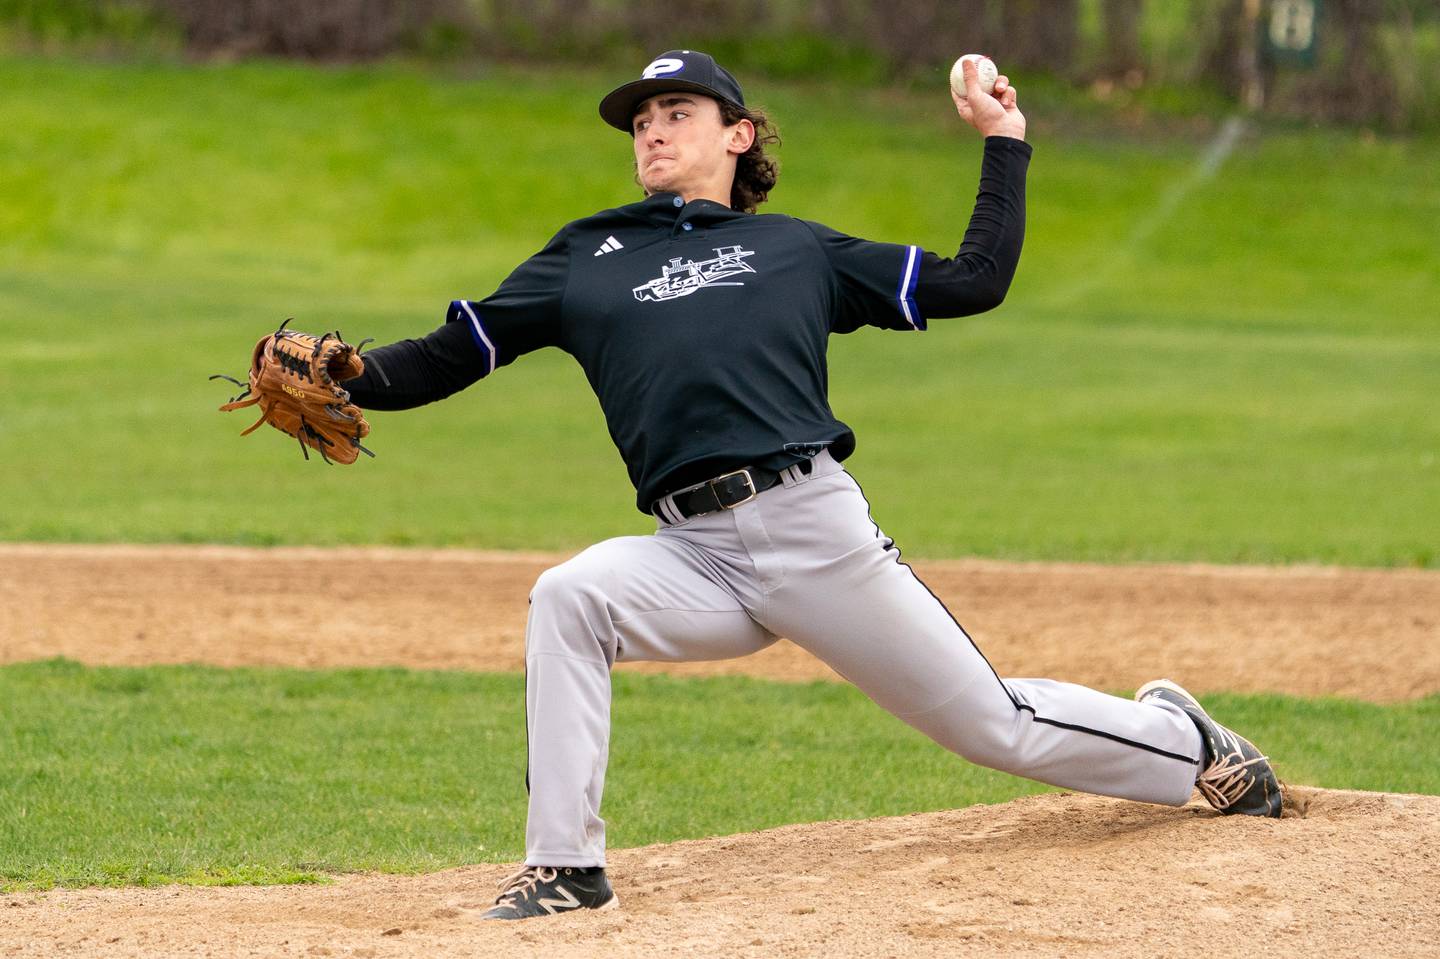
[523,451,1202,866]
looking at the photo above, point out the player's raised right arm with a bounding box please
[912,135,1031,320]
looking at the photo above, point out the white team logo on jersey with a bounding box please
[633,246,756,302]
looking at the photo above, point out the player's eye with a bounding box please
[670,110,688,121]
[634,119,649,134]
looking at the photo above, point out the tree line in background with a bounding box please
[3,0,1437,129]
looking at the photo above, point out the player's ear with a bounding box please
[726,118,755,155]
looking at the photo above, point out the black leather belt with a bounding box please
[656,458,814,521]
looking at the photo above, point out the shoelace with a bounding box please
[1196,741,1271,809]
[493,866,558,907]
[1145,691,1272,812]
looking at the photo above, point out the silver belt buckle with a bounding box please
[714,469,758,509]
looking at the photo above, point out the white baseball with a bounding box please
[950,54,997,98]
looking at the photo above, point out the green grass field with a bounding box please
[1,659,1435,891]
[0,54,1436,564]
[1,54,1437,892]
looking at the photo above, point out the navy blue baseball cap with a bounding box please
[599,49,746,132]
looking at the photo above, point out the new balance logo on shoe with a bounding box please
[594,236,624,257]
[536,886,581,914]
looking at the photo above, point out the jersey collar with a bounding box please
[632,192,749,229]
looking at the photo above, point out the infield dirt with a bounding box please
[3,543,1437,700]
[2,543,1438,958]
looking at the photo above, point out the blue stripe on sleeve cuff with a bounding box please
[448,299,498,376]
[896,245,925,331]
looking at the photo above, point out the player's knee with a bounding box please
[526,560,616,664]
[952,729,1015,770]
[532,561,599,612]
[911,704,1022,771]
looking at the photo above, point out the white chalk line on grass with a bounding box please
[1045,114,1250,309]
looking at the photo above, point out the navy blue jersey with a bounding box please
[348,136,1032,511]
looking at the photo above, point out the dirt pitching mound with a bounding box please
[4,544,1438,956]
[5,788,1437,958]
[3,543,1437,700]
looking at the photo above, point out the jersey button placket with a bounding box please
[669,196,687,238]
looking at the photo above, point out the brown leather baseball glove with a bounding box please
[212,322,375,465]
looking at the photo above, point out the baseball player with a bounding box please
[342,50,1282,920]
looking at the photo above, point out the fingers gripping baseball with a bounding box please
[951,58,1026,141]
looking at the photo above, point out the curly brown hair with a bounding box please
[718,100,780,213]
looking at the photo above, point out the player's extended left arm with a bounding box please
[342,232,569,411]
[342,319,485,412]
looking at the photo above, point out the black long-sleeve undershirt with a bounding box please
[348,319,478,411]
[915,135,1029,319]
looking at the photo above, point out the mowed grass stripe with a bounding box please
[0,55,1437,564]
[1,660,1435,890]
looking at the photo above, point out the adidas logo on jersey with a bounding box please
[593,236,624,257]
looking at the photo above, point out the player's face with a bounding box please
[631,94,752,203]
